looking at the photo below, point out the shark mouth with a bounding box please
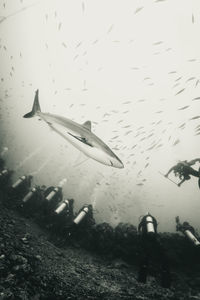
[67,132,93,147]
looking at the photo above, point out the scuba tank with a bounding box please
[45,178,67,202]
[55,199,69,215]
[184,230,200,246]
[0,169,8,177]
[176,217,200,246]
[146,214,156,234]
[12,175,26,189]
[22,187,37,203]
[73,206,89,225]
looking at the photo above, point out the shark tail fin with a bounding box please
[23,89,41,118]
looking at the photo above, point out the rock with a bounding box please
[35,255,42,261]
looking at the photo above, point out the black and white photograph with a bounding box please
[0,1,200,299]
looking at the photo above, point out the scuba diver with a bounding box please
[7,175,33,208]
[52,198,75,236]
[175,216,200,247]
[164,158,200,187]
[137,213,171,288]
[21,185,47,216]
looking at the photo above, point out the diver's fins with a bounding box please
[23,89,41,118]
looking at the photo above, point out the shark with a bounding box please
[23,90,124,169]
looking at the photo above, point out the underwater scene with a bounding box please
[0,1,200,299]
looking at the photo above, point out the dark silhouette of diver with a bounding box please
[165,158,200,187]
[137,213,171,288]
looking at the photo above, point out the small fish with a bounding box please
[178,106,189,110]
[76,42,82,48]
[62,42,67,48]
[192,97,200,101]
[175,88,185,96]
[178,123,186,128]
[140,137,146,141]
[173,139,180,146]
[190,116,200,120]
[125,130,132,136]
[123,101,131,104]
[134,7,143,14]
[73,55,79,60]
[58,22,62,30]
[147,133,154,138]
[107,24,114,34]
[156,144,163,148]
[153,41,163,45]
[192,14,194,23]
[82,2,85,12]
[146,144,156,151]
[172,83,180,89]
[186,77,195,83]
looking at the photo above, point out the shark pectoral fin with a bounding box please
[68,132,93,147]
[82,120,92,131]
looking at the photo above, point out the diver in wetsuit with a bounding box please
[165,158,200,187]
[137,213,171,288]
[175,216,200,246]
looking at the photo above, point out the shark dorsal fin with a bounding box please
[82,121,92,131]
